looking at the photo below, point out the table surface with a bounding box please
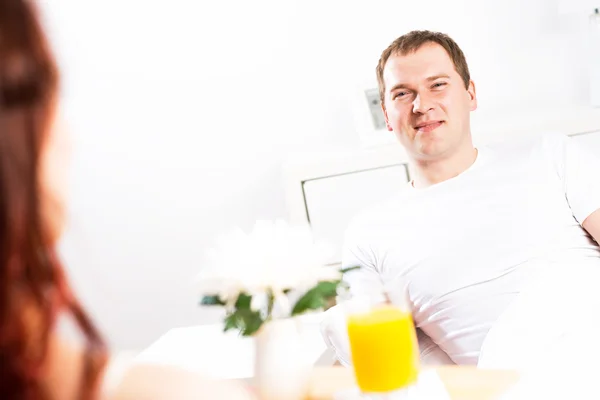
[136,315,329,380]
[138,322,520,399]
[308,366,520,400]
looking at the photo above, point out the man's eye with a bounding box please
[393,91,407,99]
[432,82,447,88]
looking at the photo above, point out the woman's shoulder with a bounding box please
[101,351,137,399]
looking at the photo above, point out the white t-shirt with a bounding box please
[342,132,600,365]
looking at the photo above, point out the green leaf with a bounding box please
[316,281,338,297]
[266,289,275,319]
[340,266,361,274]
[291,281,339,316]
[223,313,240,332]
[222,292,266,336]
[235,293,252,309]
[238,309,264,336]
[200,295,226,306]
[224,308,264,336]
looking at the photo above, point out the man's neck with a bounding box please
[410,144,478,189]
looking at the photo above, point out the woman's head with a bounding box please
[0,1,104,398]
[0,0,67,246]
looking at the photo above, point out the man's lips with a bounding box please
[415,121,443,133]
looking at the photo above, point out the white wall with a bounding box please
[39,0,597,350]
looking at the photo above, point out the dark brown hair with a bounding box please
[0,0,106,398]
[376,30,471,103]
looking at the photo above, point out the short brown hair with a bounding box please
[376,30,471,103]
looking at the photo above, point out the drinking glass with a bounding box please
[344,289,419,399]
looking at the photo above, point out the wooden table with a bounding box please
[308,366,519,400]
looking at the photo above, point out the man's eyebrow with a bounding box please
[389,83,409,93]
[388,74,451,93]
[426,74,450,81]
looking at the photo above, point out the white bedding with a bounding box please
[321,261,600,371]
[479,261,600,370]
[482,264,600,399]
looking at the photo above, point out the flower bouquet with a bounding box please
[196,219,356,400]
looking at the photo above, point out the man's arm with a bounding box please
[583,208,600,244]
[551,133,600,242]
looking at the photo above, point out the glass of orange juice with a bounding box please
[345,290,419,398]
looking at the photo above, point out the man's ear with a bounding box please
[382,103,393,131]
[467,80,477,112]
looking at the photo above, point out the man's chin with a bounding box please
[397,132,449,159]
[415,138,448,158]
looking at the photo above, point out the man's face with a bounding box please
[382,42,477,161]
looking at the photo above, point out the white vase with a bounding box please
[254,318,312,400]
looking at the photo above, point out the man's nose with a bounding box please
[412,93,434,114]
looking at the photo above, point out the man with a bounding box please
[341,30,600,365]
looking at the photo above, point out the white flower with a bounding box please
[196,220,339,306]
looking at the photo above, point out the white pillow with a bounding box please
[320,303,454,367]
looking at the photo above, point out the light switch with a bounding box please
[364,88,387,131]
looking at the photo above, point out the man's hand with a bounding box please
[583,208,600,244]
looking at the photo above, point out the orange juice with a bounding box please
[347,304,419,393]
